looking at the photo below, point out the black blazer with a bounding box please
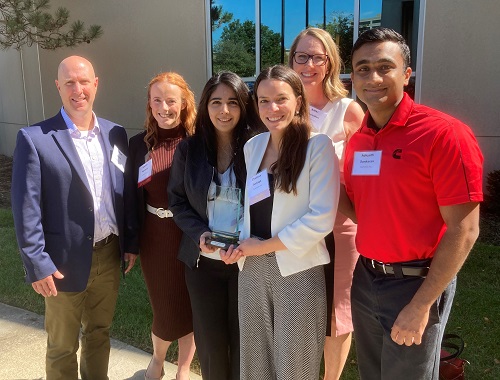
[167,136,214,268]
[123,131,149,254]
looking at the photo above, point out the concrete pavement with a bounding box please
[0,303,202,380]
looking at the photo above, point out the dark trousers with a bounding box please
[351,257,456,380]
[185,256,239,380]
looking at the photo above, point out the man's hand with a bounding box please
[32,271,64,297]
[390,303,429,346]
[390,202,480,346]
[124,253,138,274]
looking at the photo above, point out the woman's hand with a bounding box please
[199,231,218,254]
[220,244,243,265]
[235,237,267,257]
[221,236,285,263]
[124,253,138,274]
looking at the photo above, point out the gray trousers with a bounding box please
[238,254,326,380]
[352,257,456,380]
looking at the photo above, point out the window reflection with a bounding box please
[260,0,283,70]
[308,0,325,29]
[324,0,355,74]
[209,0,419,98]
[357,0,419,99]
[359,0,382,35]
[359,0,419,71]
[211,0,256,77]
[284,0,306,56]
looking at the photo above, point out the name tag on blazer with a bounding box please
[111,145,127,173]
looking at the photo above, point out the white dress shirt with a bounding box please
[61,107,118,243]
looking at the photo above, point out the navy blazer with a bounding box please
[11,112,128,292]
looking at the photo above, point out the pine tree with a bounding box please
[0,0,102,50]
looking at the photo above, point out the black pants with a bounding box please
[185,256,239,380]
[351,257,456,380]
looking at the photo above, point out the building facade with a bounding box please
[0,0,498,179]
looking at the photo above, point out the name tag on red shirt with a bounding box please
[352,151,382,176]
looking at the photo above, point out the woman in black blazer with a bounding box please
[168,72,263,380]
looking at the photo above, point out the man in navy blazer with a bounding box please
[11,56,135,380]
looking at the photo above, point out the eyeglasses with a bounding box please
[293,52,329,66]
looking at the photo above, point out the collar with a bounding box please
[364,93,414,132]
[61,107,100,138]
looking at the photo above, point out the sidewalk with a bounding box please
[0,303,202,380]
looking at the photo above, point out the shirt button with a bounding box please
[89,207,93,212]
[87,235,92,241]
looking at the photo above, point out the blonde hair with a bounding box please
[289,27,348,101]
[144,72,196,149]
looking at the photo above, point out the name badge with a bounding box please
[248,170,271,206]
[138,159,153,187]
[111,145,127,173]
[309,105,327,131]
[352,151,382,176]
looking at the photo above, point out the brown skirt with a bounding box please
[140,214,193,341]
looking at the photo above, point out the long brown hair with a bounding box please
[289,27,348,101]
[144,72,196,150]
[254,65,311,195]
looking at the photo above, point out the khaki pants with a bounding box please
[45,235,120,380]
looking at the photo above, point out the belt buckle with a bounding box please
[371,259,387,274]
[155,207,166,218]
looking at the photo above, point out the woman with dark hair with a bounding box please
[124,72,197,380]
[167,72,263,380]
[221,65,339,380]
[289,27,364,380]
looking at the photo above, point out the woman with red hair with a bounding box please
[125,72,197,380]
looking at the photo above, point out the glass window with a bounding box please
[260,0,283,70]
[358,0,419,98]
[324,0,355,74]
[211,0,257,78]
[209,0,419,98]
[284,0,306,60]
[308,0,326,29]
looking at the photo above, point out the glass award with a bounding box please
[206,185,243,251]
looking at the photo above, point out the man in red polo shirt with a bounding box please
[344,28,483,379]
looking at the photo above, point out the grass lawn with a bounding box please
[0,207,498,379]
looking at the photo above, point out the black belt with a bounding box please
[361,256,430,278]
[93,234,116,249]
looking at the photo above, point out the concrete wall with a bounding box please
[0,46,45,156]
[1,0,498,184]
[420,0,500,179]
[0,0,207,153]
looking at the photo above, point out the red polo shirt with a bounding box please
[344,93,483,263]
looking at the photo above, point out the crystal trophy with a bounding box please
[206,185,242,250]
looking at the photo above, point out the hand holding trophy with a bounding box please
[206,185,243,251]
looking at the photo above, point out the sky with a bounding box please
[212,0,382,47]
